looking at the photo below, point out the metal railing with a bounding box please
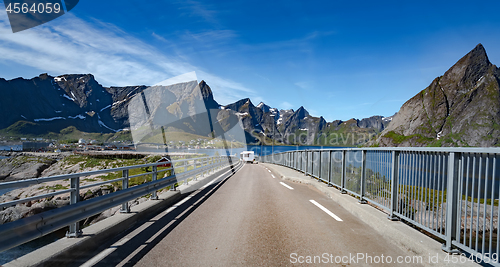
[0,155,238,252]
[261,147,500,265]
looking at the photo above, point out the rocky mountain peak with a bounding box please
[54,74,105,109]
[223,98,253,112]
[373,44,500,147]
[295,106,309,117]
[440,43,494,106]
[198,80,220,110]
[256,102,270,112]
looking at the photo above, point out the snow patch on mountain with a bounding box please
[100,104,112,112]
[34,117,66,122]
[68,115,86,120]
[62,94,74,101]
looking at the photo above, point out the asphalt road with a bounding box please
[78,163,422,266]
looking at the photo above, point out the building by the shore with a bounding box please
[22,142,51,152]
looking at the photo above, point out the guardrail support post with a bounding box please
[195,159,200,181]
[318,151,322,182]
[306,151,309,176]
[188,160,195,185]
[66,176,82,238]
[341,150,347,194]
[442,152,460,254]
[170,162,177,191]
[388,151,400,221]
[151,166,158,200]
[120,170,130,213]
[359,150,367,204]
[328,151,333,187]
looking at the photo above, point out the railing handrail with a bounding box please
[0,155,240,253]
[262,147,500,265]
[267,146,500,154]
[0,155,223,190]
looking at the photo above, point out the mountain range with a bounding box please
[0,44,498,147]
[0,74,390,147]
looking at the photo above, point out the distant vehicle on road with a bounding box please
[240,151,256,163]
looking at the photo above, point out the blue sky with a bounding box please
[1,1,500,122]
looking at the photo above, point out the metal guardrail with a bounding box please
[0,155,238,252]
[261,147,500,266]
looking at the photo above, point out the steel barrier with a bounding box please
[261,147,500,265]
[0,155,239,252]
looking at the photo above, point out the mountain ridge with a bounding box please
[372,43,500,147]
[0,73,390,146]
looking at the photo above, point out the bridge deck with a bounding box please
[74,163,439,267]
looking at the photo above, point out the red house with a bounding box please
[156,156,172,168]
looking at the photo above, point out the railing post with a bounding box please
[442,152,460,254]
[150,165,158,200]
[170,161,177,191]
[306,151,309,175]
[120,169,130,213]
[359,150,367,204]
[193,159,198,182]
[209,157,212,174]
[318,151,322,182]
[328,151,333,187]
[186,160,192,185]
[341,150,347,194]
[388,151,400,220]
[66,176,82,237]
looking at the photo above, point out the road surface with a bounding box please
[77,163,422,266]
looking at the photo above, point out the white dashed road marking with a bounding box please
[309,200,343,221]
[280,182,294,190]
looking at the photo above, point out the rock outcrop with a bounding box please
[373,44,500,147]
[222,99,389,146]
[0,154,57,181]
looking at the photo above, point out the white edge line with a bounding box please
[309,200,343,221]
[80,237,130,267]
[81,163,242,267]
[279,182,294,190]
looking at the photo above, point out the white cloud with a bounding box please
[183,29,236,42]
[0,12,254,104]
[294,81,309,90]
[308,109,319,117]
[176,0,219,26]
[279,101,294,110]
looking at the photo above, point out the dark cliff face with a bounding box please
[374,44,500,147]
[105,85,148,129]
[198,80,220,110]
[221,98,387,146]
[0,75,220,136]
[357,115,390,132]
[0,73,123,133]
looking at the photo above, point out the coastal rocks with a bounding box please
[0,199,70,224]
[0,155,56,181]
[0,153,164,228]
